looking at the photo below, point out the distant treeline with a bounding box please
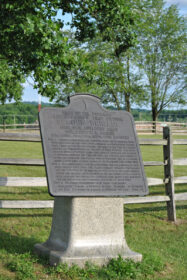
[131,109,187,122]
[106,106,187,122]
[0,102,186,124]
[0,102,54,124]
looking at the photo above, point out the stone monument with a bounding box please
[34,94,148,266]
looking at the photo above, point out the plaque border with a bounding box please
[39,95,148,197]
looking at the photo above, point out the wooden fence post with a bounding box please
[163,126,176,222]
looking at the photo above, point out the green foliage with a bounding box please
[43,255,164,280]
[0,102,54,125]
[0,102,186,125]
[0,1,76,102]
[0,58,24,104]
[136,0,187,120]
[7,253,36,280]
[54,1,186,114]
[54,31,147,110]
[0,103,38,124]
[0,1,62,73]
[63,0,138,48]
[0,0,186,118]
[0,0,137,105]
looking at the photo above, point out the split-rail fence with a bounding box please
[0,127,186,222]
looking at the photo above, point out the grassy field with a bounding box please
[0,134,186,279]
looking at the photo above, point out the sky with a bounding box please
[165,0,187,14]
[22,0,187,108]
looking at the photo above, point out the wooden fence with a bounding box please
[1,121,187,134]
[0,127,186,222]
[135,121,187,134]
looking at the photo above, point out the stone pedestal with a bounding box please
[34,197,142,266]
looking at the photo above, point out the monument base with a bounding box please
[34,197,142,267]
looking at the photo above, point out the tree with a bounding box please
[136,0,186,125]
[0,57,24,104]
[62,0,137,47]
[0,1,64,73]
[0,0,138,104]
[52,1,148,110]
[59,0,186,116]
[0,1,76,103]
[54,32,147,111]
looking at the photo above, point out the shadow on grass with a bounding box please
[148,191,165,195]
[0,213,52,218]
[124,204,187,214]
[124,204,187,220]
[0,229,40,255]
[0,229,52,270]
[0,191,49,195]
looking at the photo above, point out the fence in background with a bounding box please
[0,123,39,132]
[135,121,187,134]
[0,121,187,134]
[0,127,186,222]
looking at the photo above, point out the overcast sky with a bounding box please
[22,1,187,107]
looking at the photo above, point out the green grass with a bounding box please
[0,134,186,279]
[125,202,187,280]
[0,141,45,177]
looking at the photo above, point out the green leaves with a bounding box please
[68,0,138,54]
[0,57,24,104]
[0,1,64,73]
[136,0,186,120]
[0,0,185,111]
[0,1,74,103]
[53,31,146,111]
[0,0,140,105]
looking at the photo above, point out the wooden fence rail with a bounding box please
[0,127,186,222]
[1,121,187,134]
[135,121,187,134]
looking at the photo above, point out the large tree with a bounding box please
[136,0,186,124]
[58,0,186,115]
[0,1,65,72]
[0,0,137,104]
[47,0,147,110]
[0,1,73,103]
[54,32,146,110]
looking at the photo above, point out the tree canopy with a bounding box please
[136,0,187,121]
[53,0,186,115]
[0,57,24,104]
[0,0,137,103]
[0,0,186,117]
[54,31,146,110]
[0,0,63,72]
[0,0,78,103]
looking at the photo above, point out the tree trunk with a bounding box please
[111,90,121,110]
[125,94,131,112]
[152,106,158,133]
[126,54,131,113]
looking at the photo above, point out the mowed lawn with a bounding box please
[0,134,186,279]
